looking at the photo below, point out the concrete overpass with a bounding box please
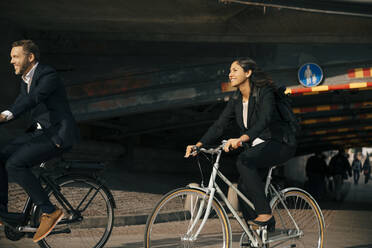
[0,0,371,161]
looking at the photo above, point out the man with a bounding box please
[305,152,328,201]
[329,148,352,201]
[0,40,79,242]
[363,153,371,184]
[351,152,362,185]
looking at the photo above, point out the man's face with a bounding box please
[10,46,31,75]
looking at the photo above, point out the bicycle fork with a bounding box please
[184,152,222,242]
[183,187,216,242]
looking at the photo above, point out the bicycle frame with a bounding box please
[187,145,302,247]
[0,171,89,233]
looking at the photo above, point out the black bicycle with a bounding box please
[0,159,116,248]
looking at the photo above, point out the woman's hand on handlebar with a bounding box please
[223,138,242,152]
[184,142,203,158]
[224,135,250,152]
[223,134,250,152]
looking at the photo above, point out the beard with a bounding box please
[15,59,31,75]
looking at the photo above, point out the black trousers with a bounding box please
[0,130,64,213]
[353,170,360,184]
[365,173,370,184]
[236,140,296,220]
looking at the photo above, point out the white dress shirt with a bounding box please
[23,62,39,93]
[242,100,265,147]
[1,63,42,129]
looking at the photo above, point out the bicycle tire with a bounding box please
[270,188,325,248]
[37,174,115,248]
[144,187,231,248]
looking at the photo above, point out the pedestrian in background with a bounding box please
[363,153,371,184]
[329,148,351,201]
[352,152,362,185]
[305,152,328,201]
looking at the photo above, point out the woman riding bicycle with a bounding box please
[185,57,296,232]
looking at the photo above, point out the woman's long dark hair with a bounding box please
[235,57,274,88]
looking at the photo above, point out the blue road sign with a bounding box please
[298,63,323,87]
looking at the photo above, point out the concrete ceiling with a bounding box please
[1,0,372,43]
[1,0,371,154]
[0,0,241,31]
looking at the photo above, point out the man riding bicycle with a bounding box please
[0,40,80,242]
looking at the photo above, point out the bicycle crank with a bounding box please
[5,225,25,241]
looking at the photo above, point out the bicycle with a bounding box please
[144,141,325,248]
[0,159,116,248]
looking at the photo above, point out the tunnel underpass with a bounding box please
[0,1,372,247]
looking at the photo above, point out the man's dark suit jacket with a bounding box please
[9,64,80,149]
[200,85,289,146]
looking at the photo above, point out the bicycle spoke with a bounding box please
[271,190,324,248]
[145,188,229,248]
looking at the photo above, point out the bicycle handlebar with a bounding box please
[198,140,227,155]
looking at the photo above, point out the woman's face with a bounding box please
[229,61,251,87]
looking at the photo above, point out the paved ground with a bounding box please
[1,166,372,248]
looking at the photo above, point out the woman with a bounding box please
[184,58,296,232]
[363,153,371,184]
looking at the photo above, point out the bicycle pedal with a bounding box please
[249,223,260,231]
[17,226,37,233]
[4,226,25,241]
[249,223,266,232]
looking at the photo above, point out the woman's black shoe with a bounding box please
[249,216,276,232]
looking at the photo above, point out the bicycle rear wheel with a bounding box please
[38,175,114,248]
[270,188,324,248]
[144,187,231,248]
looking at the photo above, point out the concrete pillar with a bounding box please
[64,140,126,161]
[284,155,309,185]
[130,146,199,173]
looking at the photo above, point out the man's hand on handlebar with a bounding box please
[0,113,7,123]
[184,142,203,158]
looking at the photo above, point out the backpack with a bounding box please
[254,86,301,145]
[274,86,301,138]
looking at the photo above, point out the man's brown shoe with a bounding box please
[33,209,64,243]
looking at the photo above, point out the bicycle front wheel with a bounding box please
[270,188,325,248]
[38,175,114,248]
[144,187,231,248]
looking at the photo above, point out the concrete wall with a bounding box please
[125,144,311,188]
[0,21,23,109]
[0,21,29,146]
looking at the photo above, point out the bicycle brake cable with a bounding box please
[196,152,215,188]
[196,155,205,187]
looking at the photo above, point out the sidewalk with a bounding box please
[1,167,372,247]
[322,177,372,247]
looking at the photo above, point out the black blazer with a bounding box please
[9,64,80,148]
[200,85,287,146]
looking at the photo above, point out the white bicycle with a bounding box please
[144,141,325,248]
